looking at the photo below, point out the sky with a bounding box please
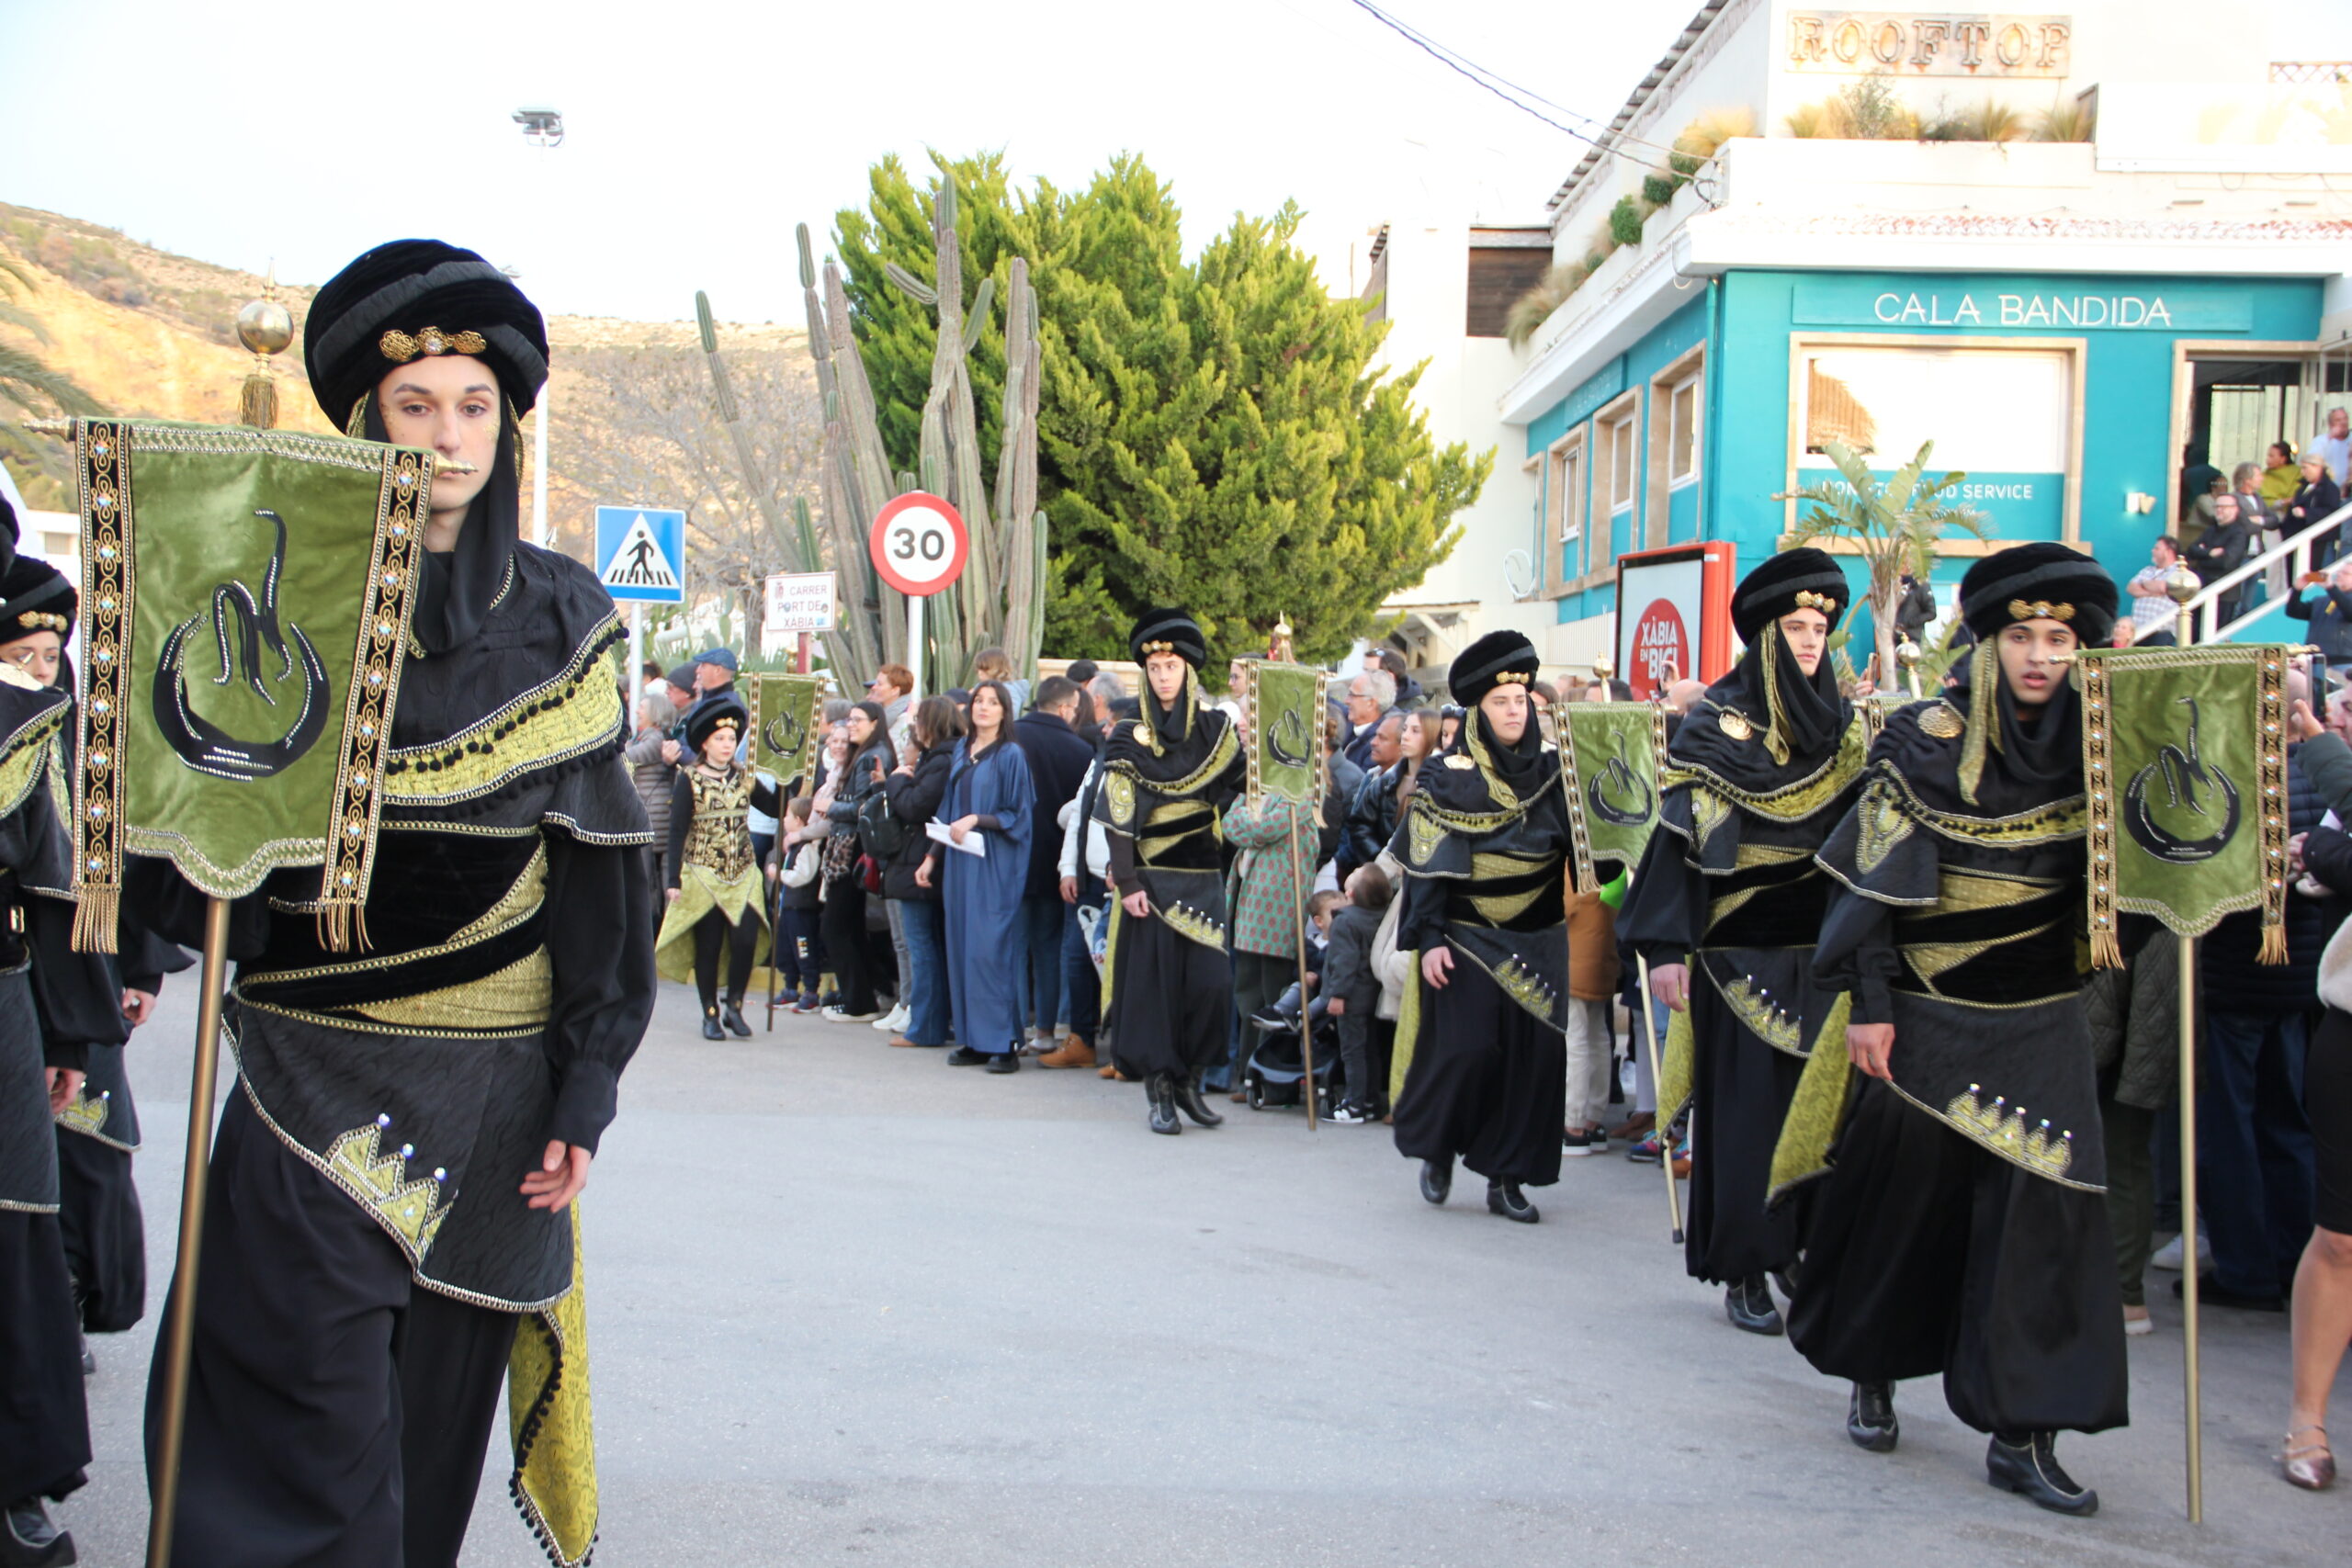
[0,0,1694,322]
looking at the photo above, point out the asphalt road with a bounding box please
[56,976,2348,1566]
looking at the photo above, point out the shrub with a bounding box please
[1608,195,1645,247]
[1642,173,1679,207]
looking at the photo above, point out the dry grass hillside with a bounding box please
[0,204,814,572]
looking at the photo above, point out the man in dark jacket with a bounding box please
[1012,678,1098,1050]
[2193,729,2329,1310]
[2185,492,2256,622]
[2288,558,2352,670]
[1893,572,1937,645]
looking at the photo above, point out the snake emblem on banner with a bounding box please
[153,508,330,780]
[2122,695,2240,864]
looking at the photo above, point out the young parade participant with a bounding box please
[0,546,187,1379]
[0,506,130,1568]
[126,240,656,1568]
[1789,542,2127,1516]
[1389,631,1572,1224]
[1620,548,1869,1335]
[1094,609,1246,1134]
[660,694,776,1040]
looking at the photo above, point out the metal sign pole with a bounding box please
[907,595,924,698]
[626,604,642,707]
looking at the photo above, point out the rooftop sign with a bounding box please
[1786,12,2073,77]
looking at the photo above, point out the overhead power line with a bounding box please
[1344,0,1681,174]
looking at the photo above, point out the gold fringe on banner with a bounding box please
[2256,650,2290,964]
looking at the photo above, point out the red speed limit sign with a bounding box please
[868,492,969,598]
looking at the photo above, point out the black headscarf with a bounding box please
[1669,548,1853,792]
[0,547,76,649]
[1935,543,2118,808]
[307,240,549,656]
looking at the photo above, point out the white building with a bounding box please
[1370,0,2352,694]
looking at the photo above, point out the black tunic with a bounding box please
[1786,679,2129,1436]
[1619,671,1870,1284]
[1388,721,1572,1187]
[1096,667,1245,1081]
[0,675,130,1507]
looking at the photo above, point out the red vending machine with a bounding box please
[1611,541,1737,700]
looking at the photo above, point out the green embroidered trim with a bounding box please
[1765,991,1856,1202]
[1103,773,1137,829]
[1662,712,1870,823]
[1944,1082,2079,1183]
[381,623,626,807]
[0,718,62,818]
[1157,899,1226,951]
[324,1120,452,1253]
[1713,969,1804,1055]
[1853,784,1913,876]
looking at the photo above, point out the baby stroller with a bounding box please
[1240,984,1344,1114]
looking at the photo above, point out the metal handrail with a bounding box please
[2172,497,2352,643]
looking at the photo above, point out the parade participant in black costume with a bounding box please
[0,498,131,1568]
[126,241,655,1568]
[1095,608,1245,1134]
[1789,542,2127,1516]
[1389,630,1572,1223]
[0,542,189,1377]
[658,693,775,1039]
[1621,548,1868,1333]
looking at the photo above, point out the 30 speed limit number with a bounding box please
[868,492,970,598]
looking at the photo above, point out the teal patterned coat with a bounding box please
[1222,796,1317,960]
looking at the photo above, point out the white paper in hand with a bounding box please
[926,820,987,858]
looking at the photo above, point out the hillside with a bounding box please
[0,204,812,567]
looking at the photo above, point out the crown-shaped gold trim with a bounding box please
[2008,599,2075,623]
[1945,1084,2075,1180]
[326,1117,451,1252]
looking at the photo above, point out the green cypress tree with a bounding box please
[831,156,1486,664]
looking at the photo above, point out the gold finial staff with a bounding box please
[234,265,294,430]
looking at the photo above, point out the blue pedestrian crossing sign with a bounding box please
[595,505,685,604]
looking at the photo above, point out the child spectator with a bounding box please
[1323,867,1394,1124]
[773,796,828,1013]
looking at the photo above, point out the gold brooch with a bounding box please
[379,326,488,364]
[1792,590,1839,612]
[1717,709,1754,740]
[1131,721,1154,743]
[2007,599,2075,623]
[1137,639,1175,655]
[1919,704,1965,739]
[12,612,69,634]
[1493,671,1530,685]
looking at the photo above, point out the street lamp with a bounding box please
[514,106,561,547]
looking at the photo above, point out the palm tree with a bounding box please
[1781,439,1990,684]
[0,255,103,416]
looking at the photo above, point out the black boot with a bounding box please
[1175,1071,1224,1127]
[2,1497,74,1568]
[1986,1431,2098,1517]
[700,1006,725,1042]
[1486,1179,1540,1224]
[720,998,752,1038]
[1419,1156,1453,1206]
[1847,1381,1898,1453]
[1148,1074,1182,1135]
[1724,1274,1785,1336]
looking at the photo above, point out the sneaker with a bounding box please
[870,1004,908,1032]
[2122,1304,2154,1337]
[2152,1225,2211,1272]
[1330,1101,1375,1124]
[822,1005,880,1023]
[1561,1125,1600,1156]
[793,993,820,1014]
[1626,1133,1663,1164]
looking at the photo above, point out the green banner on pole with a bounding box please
[2077,643,2290,964]
[749,672,824,785]
[1558,700,1665,888]
[1245,661,1326,807]
[70,419,432,951]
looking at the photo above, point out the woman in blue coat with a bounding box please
[918,682,1035,1073]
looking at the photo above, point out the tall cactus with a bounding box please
[695,161,1046,691]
